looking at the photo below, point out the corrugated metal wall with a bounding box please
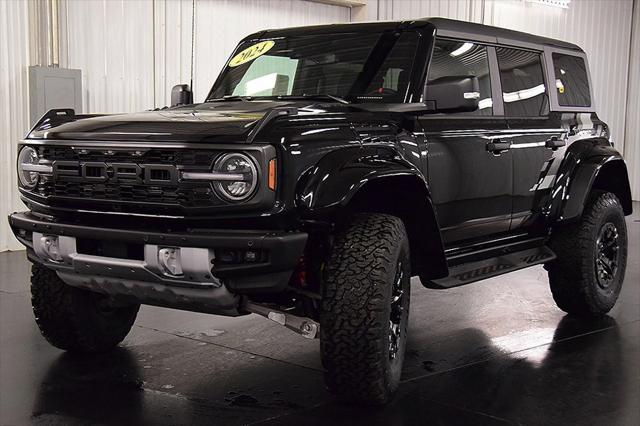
[60,0,351,112]
[0,1,30,252]
[625,0,639,200]
[373,0,485,22]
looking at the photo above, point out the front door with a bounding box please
[422,119,512,245]
[420,39,510,246]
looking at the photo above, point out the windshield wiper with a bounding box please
[207,95,254,102]
[276,94,351,104]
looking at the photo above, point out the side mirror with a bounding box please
[424,75,480,113]
[171,84,193,107]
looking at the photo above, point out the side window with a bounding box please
[362,32,420,102]
[552,53,591,107]
[427,39,493,115]
[496,47,548,116]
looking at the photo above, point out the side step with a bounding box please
[425,245,556,289]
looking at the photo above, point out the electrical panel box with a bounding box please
[29,66,82,126]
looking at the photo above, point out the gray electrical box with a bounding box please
[29,66,82,126]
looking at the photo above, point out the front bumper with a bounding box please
[9,211,307,315]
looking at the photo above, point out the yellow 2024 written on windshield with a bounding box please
[228,41,275,67]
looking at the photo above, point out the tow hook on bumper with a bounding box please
[244,301,320,339]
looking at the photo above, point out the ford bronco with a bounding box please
[10,18,632,404]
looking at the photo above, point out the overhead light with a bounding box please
[450,42,474,57]
[526,0,571,9]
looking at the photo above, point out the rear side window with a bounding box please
[552,53,591,107]
[496,47,548,116]
[428,39,493,115]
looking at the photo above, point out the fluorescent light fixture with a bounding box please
[450,42,474,57]
[503,84,546,103]
[526,0,571,9]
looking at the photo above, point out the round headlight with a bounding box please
[17,146,40,189]
[213,153,258,201]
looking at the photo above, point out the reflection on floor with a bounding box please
[1,204,638,425]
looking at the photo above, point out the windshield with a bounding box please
[207,31,420,103]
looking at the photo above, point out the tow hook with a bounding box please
[243,301,320,339]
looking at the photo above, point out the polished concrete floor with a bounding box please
[1,205,638,425]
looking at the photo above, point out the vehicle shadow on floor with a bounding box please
[257,315,629,425]
[29,315,629,425]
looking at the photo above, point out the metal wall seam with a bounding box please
[0,0,30,251]
[624,0,640,200]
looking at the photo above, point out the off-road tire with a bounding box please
[31,263,140,352]
[320,213,411,405]
[547,191,627,316]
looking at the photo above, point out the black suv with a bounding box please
[10,18,632,404]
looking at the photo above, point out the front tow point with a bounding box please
[243,301,319,339]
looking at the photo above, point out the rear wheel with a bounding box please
[31,263,140,352]
[546,191,627,316]
[320,213,410,405]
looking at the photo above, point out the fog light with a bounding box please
[40,235,63,262]
[158,247,183,276]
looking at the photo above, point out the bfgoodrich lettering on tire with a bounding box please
[320,213,411,405]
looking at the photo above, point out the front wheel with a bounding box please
[320,213,411,405]
[31,263,140,352]
[546,191,628,316]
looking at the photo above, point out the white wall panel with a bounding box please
[63,0,156,113]
[63,0,350,111]
[0,0,30,252]
[625,0,639,200]
[376,0,484,22]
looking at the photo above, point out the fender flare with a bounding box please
[554,140,632,223]
[296,146,448,278]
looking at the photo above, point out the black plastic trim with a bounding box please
[9,211,307,278]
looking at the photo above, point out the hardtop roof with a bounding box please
[244,17,582,53]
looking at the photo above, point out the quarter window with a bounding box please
[496,47,548,116]
[428,39,493,115]
[552,53,591,107]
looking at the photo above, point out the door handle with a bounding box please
[545,136,566,150]
[486,140,511,154]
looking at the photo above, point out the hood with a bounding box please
[27,100,312,143]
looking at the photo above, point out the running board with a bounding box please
[425,246,556,289]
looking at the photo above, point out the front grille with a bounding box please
[36,177,219,207]
[39,146,218,166]
[30,145,226,212]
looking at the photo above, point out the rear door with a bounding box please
[420,38,511,246]
[494,46,566,231]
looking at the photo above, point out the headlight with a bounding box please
[17,146,40,189]
[213,153,258,201]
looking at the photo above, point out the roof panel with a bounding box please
[243,17,582,52]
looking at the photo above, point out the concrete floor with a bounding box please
[1,204,638,425]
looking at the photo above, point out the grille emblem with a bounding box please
[52,161,178,185]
